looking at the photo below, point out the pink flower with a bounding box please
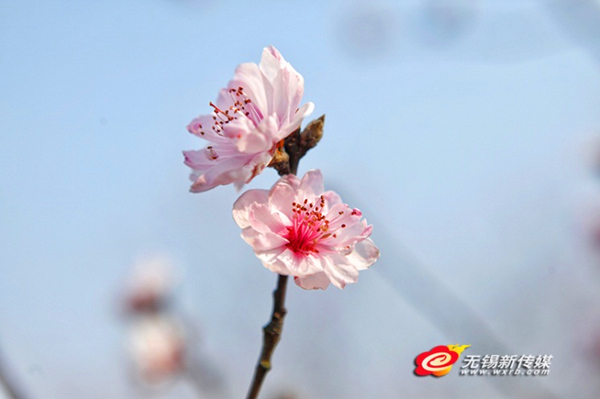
[124,255,176,313]
[184,46,314,192]
[233,170,379,290]
[130,316,186,383]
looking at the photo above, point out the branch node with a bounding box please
[268,115,326,177]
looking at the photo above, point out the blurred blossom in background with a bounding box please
[123,255,178,313]
[129,315,186,385]
[1,0,600,398]
[121,255,228,398]
[122,255,186,387]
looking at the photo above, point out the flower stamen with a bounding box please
[284,197,332,255]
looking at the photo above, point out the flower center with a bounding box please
[198,87,263,137]
[284,196,332,255]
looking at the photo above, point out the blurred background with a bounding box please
[2,0,600,398]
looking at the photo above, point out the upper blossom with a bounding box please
[184,46,314,192]
[232,170,380,290]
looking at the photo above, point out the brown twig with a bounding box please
[246,115,325,399]
[270,115,325,177]
[245,274,288,399]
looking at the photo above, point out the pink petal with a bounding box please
[219,116,255,141]
[268,179,297,221]
[259,46,284,87]
[347,238,380,270]
[189,156,249,193]
[324,203,356,229]
[322,190,343,210]
[321,254,359,289]
[298,169,324,199]
[232,189,269,228]
[248,203,287,234]
[255,247,286,265]
[189,174,213,193]
[226,62,268,119]
[331,219,373,249]
[265,45,283,62]
[251,114,280,144]
[279,173,301,192]
[236,131,270,154]
[294,272,330,290]
[277,102,314,141]
[187,115,229,143]
[243,150,275,184]
[276,249,320,276]
[259,46,305,122]
[182,149,213,170]
[294,101,314,119]
[260,256,293,275]
[241,229,288,252]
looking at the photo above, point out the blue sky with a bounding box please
[2,1,600,398]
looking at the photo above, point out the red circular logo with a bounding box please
[414,346,460,377]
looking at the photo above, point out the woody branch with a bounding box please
[245,115,325,399]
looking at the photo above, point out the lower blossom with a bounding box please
[233,170,379,290]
